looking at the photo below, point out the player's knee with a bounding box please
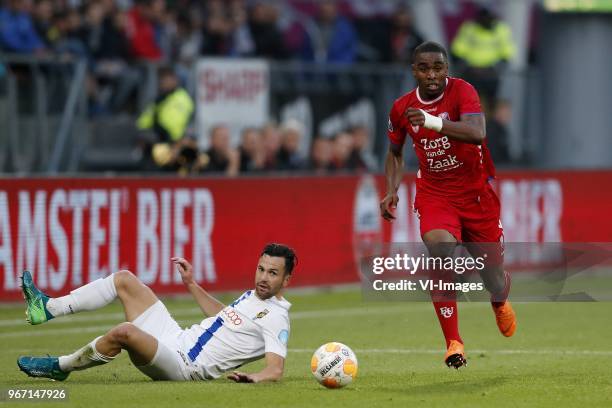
[110,322,137,345]
[425,242,456,258]
[114,270,139,291]
[423,230,457,258]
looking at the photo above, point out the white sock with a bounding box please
[46,274,117,317]
[58,336,116,372]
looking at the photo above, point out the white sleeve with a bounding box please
[230,290,253,307]
[262,313,290,358]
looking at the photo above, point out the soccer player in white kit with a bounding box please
[17,243,296,383]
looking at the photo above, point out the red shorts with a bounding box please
[414,183,503,243]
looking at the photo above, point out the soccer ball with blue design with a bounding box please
[311,342,358,388]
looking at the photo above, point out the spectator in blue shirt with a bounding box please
[0,0,46,53]
[300,0,357,64]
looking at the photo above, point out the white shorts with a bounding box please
[131,301,204,381]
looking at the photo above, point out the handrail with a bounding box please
[6,73,18,171]
[0,53,78,65]
[47,59,87,173]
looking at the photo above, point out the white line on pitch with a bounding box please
[288,348,612,356]
[0,303,468,329]
[5,347,611,357]
[0,305,424,337]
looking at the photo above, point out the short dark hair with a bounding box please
[412,41,448,64]
[158,66,176,79]
[261,243,297,276]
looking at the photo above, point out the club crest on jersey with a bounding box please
[278,329,289,345]
[438,112,449,120]
[440,307,454,318]
[388,118,394,132]
[254,309,269,320]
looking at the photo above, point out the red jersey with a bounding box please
[126,8,162,61]
[388,77,495,199]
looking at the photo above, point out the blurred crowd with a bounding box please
[0,0,429,115]
[197,120,377,176]
[0,0,519,172]
[0,0,425,64]
[143,119,379,176]
[139,69,378,176]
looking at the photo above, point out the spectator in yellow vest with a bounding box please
[137,67,195,171]
[451,6,515,108]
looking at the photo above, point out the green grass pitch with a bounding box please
[1,290,611,407]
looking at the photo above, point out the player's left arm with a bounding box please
[227,352,285,383]
[405,108,485,144]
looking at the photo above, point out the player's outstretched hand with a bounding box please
[380,193,399,222]
[171,257,194,285]
[227,371,257,383]
[405,107,425,126]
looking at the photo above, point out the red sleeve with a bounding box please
[387,101,405,148]
[126,12,161,60]
[457,80,482,116]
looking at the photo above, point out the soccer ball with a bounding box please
[310,342,358,388]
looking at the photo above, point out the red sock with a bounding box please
[430,268,462,348]
[432,300,462,348]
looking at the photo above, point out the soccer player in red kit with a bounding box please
[380,42,516,369]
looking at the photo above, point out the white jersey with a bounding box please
[178,290,291,379]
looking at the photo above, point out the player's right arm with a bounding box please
[381,145,404,221]
[380,106,405,222]
[172,257,225,316]
[405,108,485,144]
[404,80,485,145]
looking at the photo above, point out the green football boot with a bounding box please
[20,271,54,325]
[17,356,69,381]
